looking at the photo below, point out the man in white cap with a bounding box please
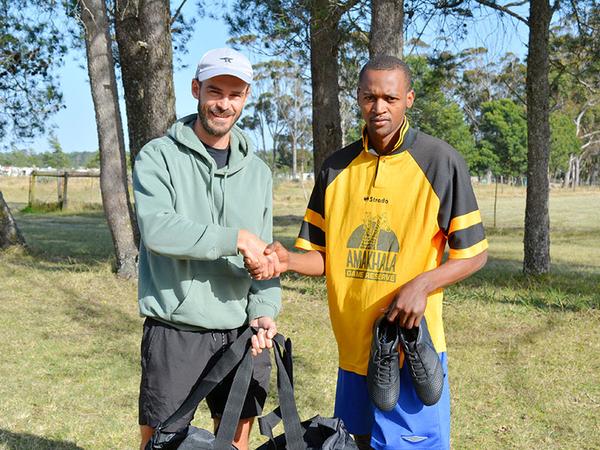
[133,48,281,450]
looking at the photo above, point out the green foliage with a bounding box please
[406,55,482,172]
[549,112,581,176]
[0,148,36,167]
[0,0,67,144]
[275,139,313,173]
[226,1,309,60]
[239,59,312,173]
[479,99,528,178]
[45,134,70,169]
[0,148,98,169]
[548,3,600,182]
[85,151,101,169]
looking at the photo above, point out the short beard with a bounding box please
[197,103,236,137]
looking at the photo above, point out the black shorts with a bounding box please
[139,318,271,431]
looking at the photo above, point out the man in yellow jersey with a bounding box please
[247,55,488,450]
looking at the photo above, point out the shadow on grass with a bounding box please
[455,257,600,311]
[55,282,141,368]
[13,210,113,269]
[0,429,83,450]
[274,214,304,227]
[11,211,303,271]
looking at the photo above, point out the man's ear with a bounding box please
[406,89,415,109]
[191,79,201,100]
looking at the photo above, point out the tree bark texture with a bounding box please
[0,191,25,249]
[524,0,552,275]
[115,0,176,168]
[80,0,138,279]
[369,0,404,58]
[310,0,344,175]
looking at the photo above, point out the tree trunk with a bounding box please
[291,75,304,179]
[564,154,574,187]
[0,191,26,249]
[310,1,344,175]
[80,0,138,279]
[369,0,404,58]
[523,0,552,275]
[115,0,176,169]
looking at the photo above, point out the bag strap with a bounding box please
[158,326,255,432]
[257,335,293,440]
[258,334,305,450]
[213,345,254,450]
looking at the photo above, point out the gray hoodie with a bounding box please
[133,114,281,330]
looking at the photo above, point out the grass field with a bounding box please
[0,177,599,449]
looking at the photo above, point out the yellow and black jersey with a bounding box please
[295,121,488,375]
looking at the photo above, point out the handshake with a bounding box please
[237,229,288,280]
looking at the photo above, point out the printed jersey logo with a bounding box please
[363,195,389,204]
[345,213,399,282]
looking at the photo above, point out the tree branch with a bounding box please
[171,0,189,25]
[407,11,437,56]
[435,0,465,7]
[474,0,529,26]
[504,0,528,7]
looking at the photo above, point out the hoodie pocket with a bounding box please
[171,276,200,321]
[170,270,252,328]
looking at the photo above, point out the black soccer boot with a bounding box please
[398,318,444,406]
[367,316,401,411]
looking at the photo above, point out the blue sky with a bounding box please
[29,3,529,154]
[30,2,233,154]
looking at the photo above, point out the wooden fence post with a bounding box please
[57,172,64,208]
[28,171,37,208]
[62,173,69,210]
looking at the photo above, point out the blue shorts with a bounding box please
[334,353,450,450]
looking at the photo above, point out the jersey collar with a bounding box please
[362,117,411,156]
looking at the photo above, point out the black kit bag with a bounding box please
[146,327,256,450]
[256,335,358,450]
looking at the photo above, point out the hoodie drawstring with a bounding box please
[207,167,218,225]
[222,170,229,226]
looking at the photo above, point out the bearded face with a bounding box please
[197,98,241,137]
[192,76,249,140]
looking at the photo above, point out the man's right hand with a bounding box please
[237,230,278,279]
[245,241,289,280]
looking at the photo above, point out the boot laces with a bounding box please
[375,351,395,383]
[406,347,427,383]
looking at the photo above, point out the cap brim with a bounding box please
[196,68,252,84]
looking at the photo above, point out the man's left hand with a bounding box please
[249,316,277,356]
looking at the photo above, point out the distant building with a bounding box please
[0,166,36,176]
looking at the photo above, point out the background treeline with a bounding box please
[233,31,598,187]
[0,145,99,169]
[1,0,598,277]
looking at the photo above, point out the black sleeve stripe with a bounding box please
[448,223,486,250]
[408,131,479,233]
[306,178,326,218]
[306,140,363,219]
[298,221,326,247]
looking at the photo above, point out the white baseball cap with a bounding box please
[195,48,253,84]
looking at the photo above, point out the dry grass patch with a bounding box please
[0,181,598,449]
